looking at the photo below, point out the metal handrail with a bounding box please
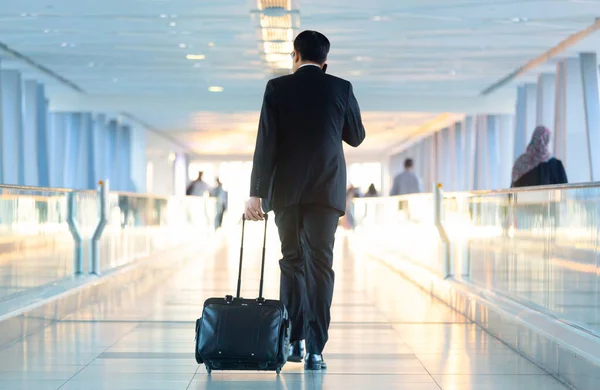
[111,191,172,200]
[0,184,73,192]
[466,181,600,196]
[354,182,600,203]
[0,185,216,201]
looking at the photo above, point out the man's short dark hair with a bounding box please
[294,30,330,64]
[404,158,414,169]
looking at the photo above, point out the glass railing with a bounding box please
[0,184,215,303]
[354,182,600,337]
[0,186,73,301]
[99,192,214,273]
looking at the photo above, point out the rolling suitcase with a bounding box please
[194,214,291,374]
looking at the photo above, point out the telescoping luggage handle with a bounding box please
[238,213,269,300]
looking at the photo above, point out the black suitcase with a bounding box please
[194,214,291,374]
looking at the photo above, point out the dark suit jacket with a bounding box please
[512,158,568,188]
[250,65,366,215]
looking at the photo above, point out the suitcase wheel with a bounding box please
[205,364,212,374]
[194,350,203,364]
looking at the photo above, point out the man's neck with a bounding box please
[297,62,321,70]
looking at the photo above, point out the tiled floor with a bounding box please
[0,229,568,389]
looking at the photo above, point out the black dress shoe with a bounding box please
[304,353,326,370]
[288,340,304,363]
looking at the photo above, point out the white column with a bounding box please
[130,127,147,193]
[462,116,476,190]
[486,115,501,190]
[37,86,50,187]
[580,52,600,181]
[536,73,556,129]
[453,122,463,191]
[446,125,457,191]
[0,70,23,185]
[514,86,526,160]
[474,115,487,190]
[498,114,515,188]
[554,61,566,160]
[555,57,590,183]
[173,153,188,196]
[93,114,107,184]
[435,131,444,186]
[22,80,40,186]
[423,137,435,192]
[514,83,537,159]
[48,113,66,188]
[524,83,537,140]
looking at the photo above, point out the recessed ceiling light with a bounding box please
[88,62,95,67]
[43,28,50,33]
[60,42,68,47]
[370,16,390,22]
[169,21,176,27]
[112,77,119,83]
[159,14,168,18]
[179,43,187,48]
[208,42,215,47]
[208,86,223,92]
[511,17,529,23]
[186,54,206,60]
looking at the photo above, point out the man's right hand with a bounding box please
[244,197,264,221]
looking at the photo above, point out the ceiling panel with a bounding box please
[0,0,599,156]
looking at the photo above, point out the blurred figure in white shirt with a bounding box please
[390,158,423,196]
[186,171,210,197]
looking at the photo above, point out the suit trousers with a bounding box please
[274,205,340,354]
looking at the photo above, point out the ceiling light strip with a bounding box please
[257,0,292,11]
[252,0,299,74]
[480,17,600,95]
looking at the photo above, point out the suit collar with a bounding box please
[295,65,323,74]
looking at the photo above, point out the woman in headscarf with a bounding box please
[511,126,568,188]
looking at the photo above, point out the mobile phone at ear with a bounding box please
[322,64,328,73]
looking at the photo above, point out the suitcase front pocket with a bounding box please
[199,303,281,361]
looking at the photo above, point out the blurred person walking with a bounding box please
[186,171,210,196]
[244,30,366,370]
[390,158,423,196]
[364,183,378,197]
[210,178,228,230]
[343,185,361,230]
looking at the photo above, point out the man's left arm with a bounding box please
[247,80,277,219]
[342,82,366,147]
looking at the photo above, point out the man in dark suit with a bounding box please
[244,30,365,370]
